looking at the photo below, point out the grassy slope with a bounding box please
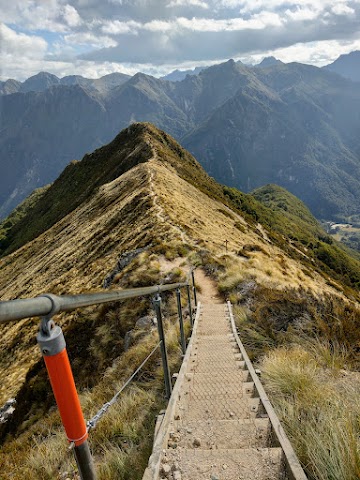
[0,123,224,258]
[224,183,360,291]
[2,122,359,293]
[0,123,154,256]
[0,123,359,479]
[0,185,50,248]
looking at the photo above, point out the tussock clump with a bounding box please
[262,343,360,479]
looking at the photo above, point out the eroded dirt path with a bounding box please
[194,269,222,304]
[147,165,188,244]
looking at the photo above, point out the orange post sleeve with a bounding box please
[44,349,88,446]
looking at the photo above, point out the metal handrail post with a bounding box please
[186,285,193,328]
[37,315,96,480]
[73,441,97,480]
[191,270,197,307]
[152,294,172,399]
[176,289,186,354]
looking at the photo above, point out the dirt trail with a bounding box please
[147,165,188,244]
[194,269,222,304]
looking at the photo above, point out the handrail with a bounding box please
[227,302,307,480]
[0,274,197,480]
[0,282,188,323]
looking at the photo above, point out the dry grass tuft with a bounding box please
[261,342,360,480]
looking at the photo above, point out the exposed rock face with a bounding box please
[0,399,16,424]
[103,248,147,288]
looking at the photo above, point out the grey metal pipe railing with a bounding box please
[0,279,193,480]
[0,282,188,323]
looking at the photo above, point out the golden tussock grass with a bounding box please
[151,160,349,299]
[0,149,359,480]
[261,342,360,479]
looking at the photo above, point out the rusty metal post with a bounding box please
[152,294,172,399]
[176,289,186,354]
[37,315,96,480]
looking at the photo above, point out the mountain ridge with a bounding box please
[324,50,360,82]
[0,123,359,479]
[1,123,359,292]
[0,71,131,96]
[1,60,360,223]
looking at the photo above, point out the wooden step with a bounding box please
[160,447,285,480]
[170,418,272,449]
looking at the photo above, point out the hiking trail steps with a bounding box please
[143,272,307,480]
[159,302,285,479]
[143,300,308,480]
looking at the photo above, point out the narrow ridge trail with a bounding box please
[194,269,222,305]
[147,164,188,245]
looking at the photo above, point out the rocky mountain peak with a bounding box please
[257,56,283,68]
[20,71,60,92]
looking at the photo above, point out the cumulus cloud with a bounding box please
[80,1,360,65]
[0,23,48,59]
[253,38,360,66]
[0,0,83,33]
[284,7,321,22]
[62,4,83,27]
[101,20,142,35]
[99,12,284,37]
[332,3,355,16]
[65,32,117,48]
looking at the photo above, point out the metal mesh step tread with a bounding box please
[171,417,271,449]
[191,364,248,374]
[144,303,293,480]
[177,396,261,421]
[161,447,285,480]
[185,371,250,388]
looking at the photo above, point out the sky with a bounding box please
[0,0,360,81]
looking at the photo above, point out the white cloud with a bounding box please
[220,0,290,11]
[16,0,70,32]
[143,19,175,32]
[101,20,141,35]
[331,4,355,16]
[220,0,358,15]
[174,14,283,31]
[284,7,321,22]
[247,38,360,66]
[0,0,83,33]
[2,37,360,82]
[0,23,48,59]
[102,13,284,36]
[65,32,117,48]
[62,4,82,27]
[167,0,209,8]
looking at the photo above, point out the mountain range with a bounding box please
[0,54,360,221]
[0,71,131,96]
[324,50,360,82]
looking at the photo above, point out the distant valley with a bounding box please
[1,55,360,223]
